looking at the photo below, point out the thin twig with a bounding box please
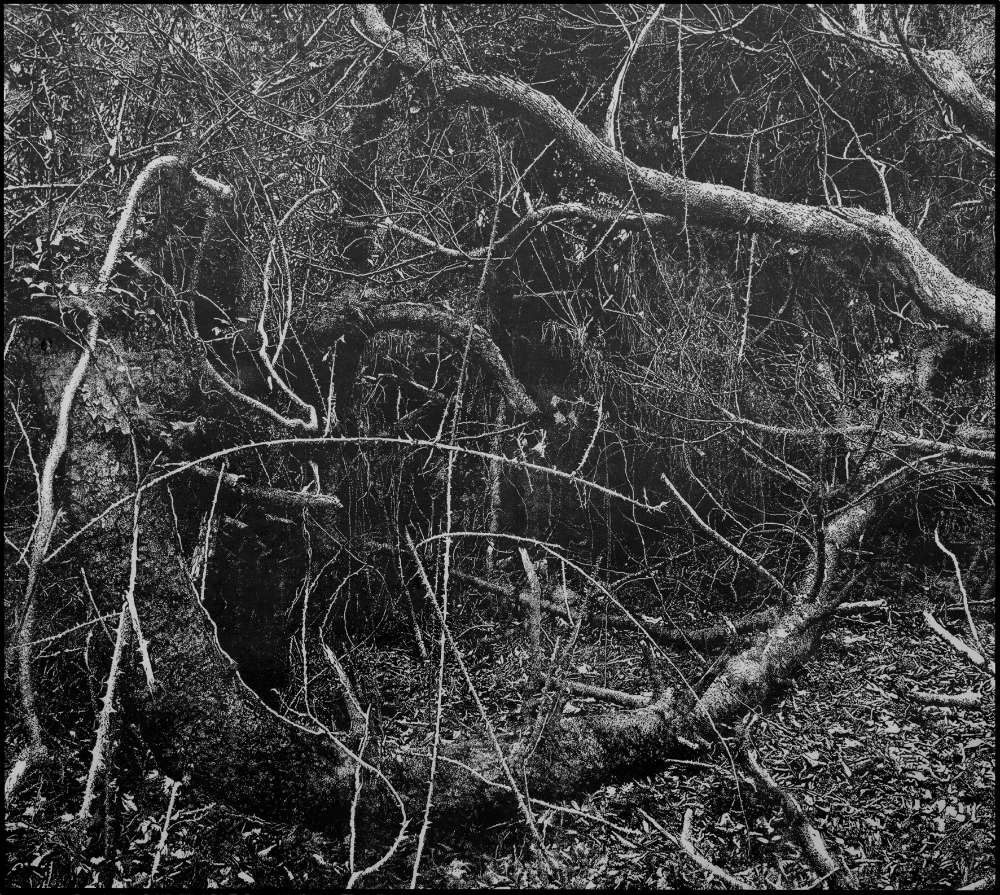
[406,533,554,870]
[934,526,982,653]
[147,776,182,888]
[79,601,132,820]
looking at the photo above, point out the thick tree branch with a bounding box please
[354,5,994,340]
[309,296,538,416]
[810,4,995,147]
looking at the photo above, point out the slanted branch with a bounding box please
[309,297,538,418]
[679,807,752,888]
[189,464,343,511]
[740,723,857,888]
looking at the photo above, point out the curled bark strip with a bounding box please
[188,464,343,511]
[354,5,994,340]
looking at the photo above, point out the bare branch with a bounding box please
[354,4,994,340]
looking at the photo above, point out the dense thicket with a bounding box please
[4,4,994,889]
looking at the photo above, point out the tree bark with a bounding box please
[305,293,538,417]
[811,4,995,147]
[30,340,355,829]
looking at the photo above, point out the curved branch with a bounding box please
[354,5,994,340]
[604,4,666,150]
[311,297,538,417]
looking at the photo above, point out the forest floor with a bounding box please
[5,557,995,889]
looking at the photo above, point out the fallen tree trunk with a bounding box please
[29,342,356,829]
[31,325,896,833]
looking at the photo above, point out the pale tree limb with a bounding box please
[909,690,982,708]
[124,455,156,692]
[79,601,132,821]
[838,598,886,613]
[714,409,996,466]
[741,723,857,888]
[679,807,752,888]
[353,4,995,340]
[351,201,675,261]
[923,610,995,675]
[520,548,543,680]
[10,154,218,801]
[256,187,341,427]
[808,4,995,148]
[4,752,32,805]
[188,464,343,511]
[406,533,554,871]
[486,401,505,573]
[604,4,666,150]
[660,471,793,600]
[934,526,982,653]
[958,877,995,891]
[564,680,649,709]
[147,776,183,888]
